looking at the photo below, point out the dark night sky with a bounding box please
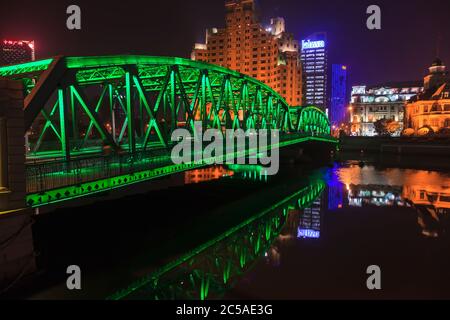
[1,0,449,87]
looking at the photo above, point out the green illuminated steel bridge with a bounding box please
[0,55,336,208]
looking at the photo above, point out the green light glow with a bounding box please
[1,54,334,206]
[26,135,336,207]
[0,58,53,77]
[107,179,325,300]
[2,55,334,161]
[295,106,331,135]
[65,55,284,102]
[26,161,204,207]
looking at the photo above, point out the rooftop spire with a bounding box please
[436,33,442,58]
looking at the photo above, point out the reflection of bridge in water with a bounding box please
[108,177,326,300]
[0,55,336,210]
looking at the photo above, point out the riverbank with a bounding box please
[340,136,450,156]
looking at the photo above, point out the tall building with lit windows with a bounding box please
[191,0,303,106]
[0,40,35,66]
[330,64,348,127]
[301,33,328,111]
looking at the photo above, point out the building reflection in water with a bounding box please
[184,165,270,185]
[297,198,322,239]
[347,185,405,207]
[184,166,234,184]
[109,164,449,300]
[337,164,450,238]
[265,187,327,269]
[327,165,344,211]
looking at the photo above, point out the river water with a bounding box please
[17,155,450,300]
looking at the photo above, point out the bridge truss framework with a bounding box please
[0,56,335,207]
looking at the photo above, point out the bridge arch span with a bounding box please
[0,55,336,207]
[295,106,331,136]
[0,55,332,159]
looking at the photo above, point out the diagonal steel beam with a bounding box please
[79,85,108,149]
[70,85,119,151]
[33,101,61,153]
[24,56,68,132]
[132,75,168,150]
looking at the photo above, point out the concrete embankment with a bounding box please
[340,137,450,157]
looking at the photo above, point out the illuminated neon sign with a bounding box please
[302,39,325,50]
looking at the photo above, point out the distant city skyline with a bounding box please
[0,0,449,87]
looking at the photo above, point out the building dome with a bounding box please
[428,57,446,77]
[432,58,444,67]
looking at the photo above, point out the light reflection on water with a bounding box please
[113,163,450,300]
[185,165,269,184]
[110,165,326,300]
[184,166,234,184]
[332,163,450,238]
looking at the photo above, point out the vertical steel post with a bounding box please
[58,88,70,161]
[138,95,144,137]
[109,84,117,143]
[125,72,136,154]
[70,87,79,145]
[170,67,176,133]
[201,70,207,131]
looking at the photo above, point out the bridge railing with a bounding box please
[26,149,172,194]
[25,132,334,194]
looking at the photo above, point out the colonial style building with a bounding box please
[349,82,423,136]
[405,58,450,135]
[191,0,303,106]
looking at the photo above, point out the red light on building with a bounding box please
[1,39,36,66]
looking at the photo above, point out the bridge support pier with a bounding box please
[0,78,35,293]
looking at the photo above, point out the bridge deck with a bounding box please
[25,134,336,208]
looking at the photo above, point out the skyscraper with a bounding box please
[0,40,35,66]
[191,0,303,106]
[301,33,328,111]
[330,64,348,127]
